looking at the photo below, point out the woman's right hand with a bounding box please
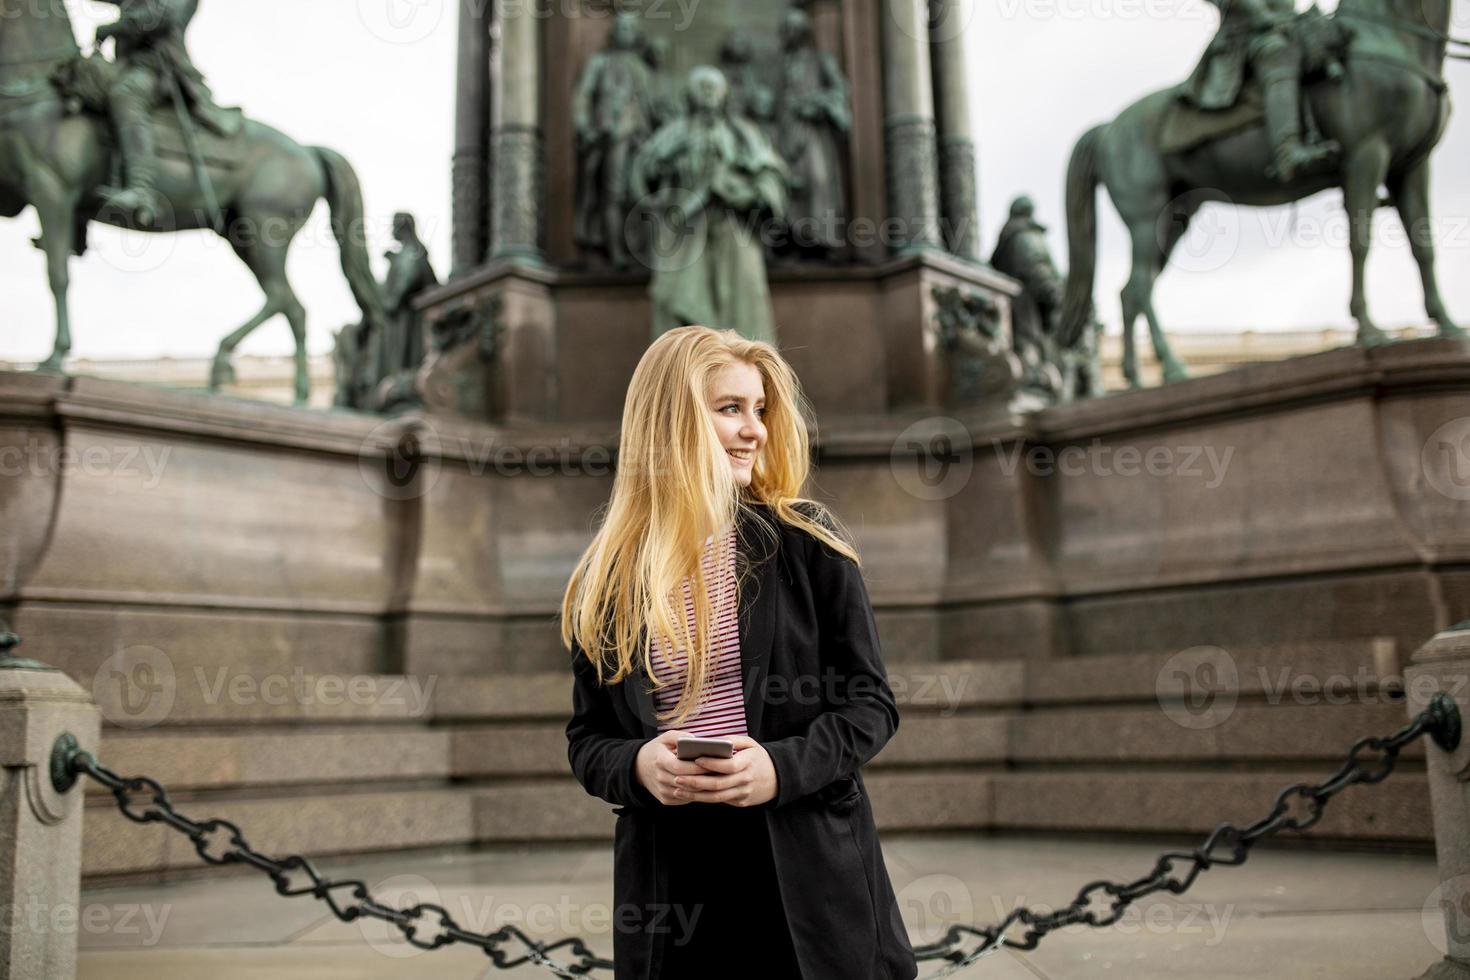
[634,730,710,806]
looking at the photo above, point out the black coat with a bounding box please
[566,502,918,980]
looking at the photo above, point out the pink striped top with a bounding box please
[649,525,749,737]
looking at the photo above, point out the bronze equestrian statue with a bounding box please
[1,0,386,404]
[1060,0,1466,388]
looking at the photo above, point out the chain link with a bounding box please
[909,695,1456,975]
[72,755,611,977]
[70,694,1459,977]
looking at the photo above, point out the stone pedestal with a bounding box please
[0,650,100,980]
[1408,626,1470,980]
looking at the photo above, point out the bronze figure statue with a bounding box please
[2,0,387,404]
[573,12,655,269]
[1182,0,1342,183]
[1060,0,1464,389]
[630,66,789,344]
[91,0,242,224]
[774,7,851,262]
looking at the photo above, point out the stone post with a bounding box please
[0,633,100,980]
[451,0,491,277]
[929,0,980,261]
[489,0,545,262]
[1407,624,1470,980]
[881,0,943,253]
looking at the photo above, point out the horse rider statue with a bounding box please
[92,0,242,224]
[1181,0,1340,182]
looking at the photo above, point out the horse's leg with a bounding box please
[1145,207,1192,384]
[1389,160,1463,339]
[1119,255,1141,390]
[1343,141,1391,346]
[219,227,310,403]
[32,195,78,374]
[1122,214,1191,387]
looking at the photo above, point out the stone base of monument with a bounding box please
[2,334,1467,872]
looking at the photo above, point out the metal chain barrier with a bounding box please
[57,692,1462,978]
[909,692,1463,977]
[62,747,611,978]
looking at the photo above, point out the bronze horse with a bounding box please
[1060,0,1467,388]
[0,0,385,403]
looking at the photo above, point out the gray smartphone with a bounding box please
[676,736,735,760]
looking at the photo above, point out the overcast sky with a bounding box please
[5,0,1469,363]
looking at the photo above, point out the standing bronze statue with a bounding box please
[1060,0,1465,389]
[630,66,789,345]
[774,7,851,262]
[2,0,386,403]
[573,12,655,269]
[991,196,1063,396]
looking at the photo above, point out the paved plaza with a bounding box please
[74,832,1448,979]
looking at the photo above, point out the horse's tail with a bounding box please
[312,145,387,324]
[1059,124,1104,348]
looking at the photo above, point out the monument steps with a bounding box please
[78,647,1433,879]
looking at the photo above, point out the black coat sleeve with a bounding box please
[762,529,901,808]
[565,640,663,810]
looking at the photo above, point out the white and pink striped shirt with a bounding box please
[648,525,749,738]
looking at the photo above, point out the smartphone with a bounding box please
[676,736,735,760]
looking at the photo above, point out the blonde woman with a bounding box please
[562,326,917,979]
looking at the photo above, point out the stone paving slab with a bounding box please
[76,833,1448,979]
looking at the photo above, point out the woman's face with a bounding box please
[707,360,766,488]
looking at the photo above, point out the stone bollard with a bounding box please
[0,632,100,980]
[1408,624,1470,980]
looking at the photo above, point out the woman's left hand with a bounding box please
[672,735,778,807]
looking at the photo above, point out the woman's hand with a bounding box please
[671,735,778,807]
[633,730,714,806]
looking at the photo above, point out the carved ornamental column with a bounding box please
[451,0,491,277]
[881,0,943,253]
[929,0,980,261]
[489,0,544,262]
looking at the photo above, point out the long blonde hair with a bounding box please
[560,325,860,728]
